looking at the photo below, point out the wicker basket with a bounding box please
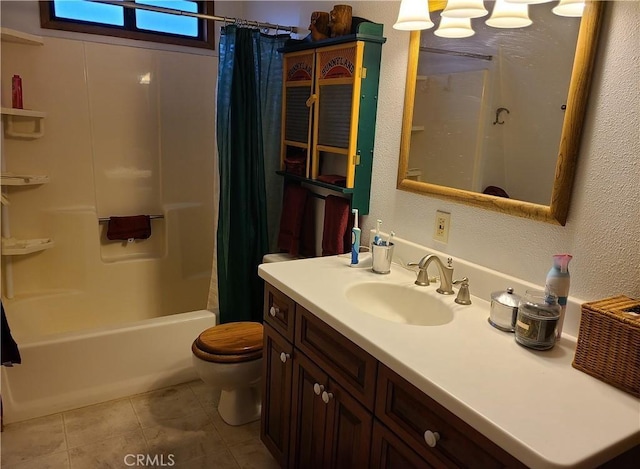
[573,296,640,397]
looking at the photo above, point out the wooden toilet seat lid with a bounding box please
[193,322,263,363]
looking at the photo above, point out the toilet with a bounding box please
[191,322,263,426]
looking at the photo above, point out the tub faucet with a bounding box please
[409,255,454,295]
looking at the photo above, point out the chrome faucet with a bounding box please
[409,255,455,295]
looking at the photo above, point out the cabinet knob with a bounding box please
[279,352,290,363]
[423,430,440,448]
[313,383,324,395]
[269,306,279,317]
[321,391,333,404]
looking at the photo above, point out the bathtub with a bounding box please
[1,308,217,424]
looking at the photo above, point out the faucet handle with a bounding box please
[453,277,471,305]
[407,261,431,286]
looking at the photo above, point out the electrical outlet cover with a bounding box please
[434,211,450,243]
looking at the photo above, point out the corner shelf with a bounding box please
[1,237,54,255]
[1,27,44,46]
[1,173,50,186]
[1,107,46,139]
[411,125,425,132]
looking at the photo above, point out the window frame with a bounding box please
[39,1,215,50]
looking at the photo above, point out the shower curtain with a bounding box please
[214,26,288,324]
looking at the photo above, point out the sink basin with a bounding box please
[345,282,454,326]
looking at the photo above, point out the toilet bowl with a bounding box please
[191,321,263,426]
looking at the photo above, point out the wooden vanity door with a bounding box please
[260,324,293,467]
[289,351,330,469]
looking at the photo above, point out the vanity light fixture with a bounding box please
[552,0,586,17]
[394,0,582,34]
[503,0,553,4]
[435,17,475,38]
[393,0,435,30]
[486,0,532,28]
[441,0,488,19]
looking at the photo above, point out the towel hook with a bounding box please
[493,107,510,125]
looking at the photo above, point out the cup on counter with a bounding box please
[371,242,394,274]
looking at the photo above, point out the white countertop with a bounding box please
[258,254,640,469]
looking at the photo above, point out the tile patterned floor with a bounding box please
[0,381,279,469]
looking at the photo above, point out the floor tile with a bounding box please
[0,414,67,467]
[130,384,204,428]
[211,412,261,447]
[142,409,224,465]
[67,430,147,469]
[1,450,70,469]
[228,439,280,469]
[63,398,140,448]
[172,447,240,469]
[188,379,220,411]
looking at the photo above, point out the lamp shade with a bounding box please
[552,0,585,17]
[394,0,435,30]
[441,0,488,19]
[486,0,532,28]
[434,17,475,38]
[503,0,552,4]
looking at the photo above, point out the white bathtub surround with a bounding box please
[258,234,639,469]
[1,310,217,424]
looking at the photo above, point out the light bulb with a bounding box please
[441,0,489,19]
[552,0,585,17]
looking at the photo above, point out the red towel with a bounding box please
[322,195,350,256]
[107,215,152,240]
[277,184,309,256]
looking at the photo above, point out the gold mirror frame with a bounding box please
[397,1,605,225]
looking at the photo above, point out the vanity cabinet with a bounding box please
[278,22,386,215]
[261,282,525,468]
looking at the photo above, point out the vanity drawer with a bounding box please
[264,283,296,342]
[295,305,377,410]
[375,364,525,469]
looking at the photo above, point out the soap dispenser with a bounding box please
[545,254,572,340]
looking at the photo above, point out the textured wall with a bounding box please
[246,1,639,301]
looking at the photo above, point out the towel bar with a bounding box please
[98,215,164,224]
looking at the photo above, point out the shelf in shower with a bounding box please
[1,107,46,139]
[1,237,54,255]
[411,125,425,132]
[1,173,50,186]
[1,27,44,46]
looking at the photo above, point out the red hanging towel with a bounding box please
[277,184,309,256]
[107,215,152,241]
[321,195,350,256]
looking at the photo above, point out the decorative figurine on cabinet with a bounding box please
[309,11,330,41]
[329,5,352,37]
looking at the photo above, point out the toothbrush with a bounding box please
[385,231,395,246]
[374,219,382,245]
[351,209,361,265]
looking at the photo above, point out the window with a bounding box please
[40,1,214,50]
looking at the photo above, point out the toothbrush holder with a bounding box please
[371,242,395,274]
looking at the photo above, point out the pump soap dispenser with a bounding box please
[545,254,572,340]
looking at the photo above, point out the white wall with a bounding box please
[246,1,640,301]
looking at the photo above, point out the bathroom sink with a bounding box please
[345,282,454,326]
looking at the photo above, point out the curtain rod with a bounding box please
[90,0,297,33]
[420,46,492,62]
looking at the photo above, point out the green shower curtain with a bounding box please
[216,26,287,324]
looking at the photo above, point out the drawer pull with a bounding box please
[321,391,333,404]
[424,430,440,448]
[279,352,290,363]
[269,306,279,317]
[313,383,325,395]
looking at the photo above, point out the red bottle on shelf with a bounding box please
[12,75,23,109]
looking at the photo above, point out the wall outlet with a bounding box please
[434,211,451,243]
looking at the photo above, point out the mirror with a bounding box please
[397,1,605,225]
